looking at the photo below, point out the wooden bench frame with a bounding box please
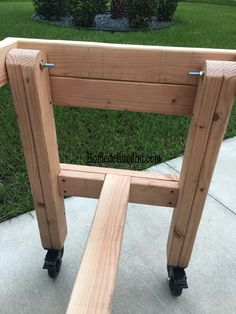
[1,37,236,313]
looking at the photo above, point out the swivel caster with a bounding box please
[43,247,64,279]
[167,266,188,297]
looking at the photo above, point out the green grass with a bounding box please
[0,1,236,222]
[181,0,236,7]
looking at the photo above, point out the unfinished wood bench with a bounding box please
[1,37,236,313]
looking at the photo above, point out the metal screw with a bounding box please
[188,71,205,77]
[40,61,55,70]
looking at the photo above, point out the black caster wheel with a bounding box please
[167,266,188,297]
[43,247,64,279]
[169,276,183,296]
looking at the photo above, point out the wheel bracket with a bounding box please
[168,266,188,289]
[43,248,63,270]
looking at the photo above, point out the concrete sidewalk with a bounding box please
[0,137,236,314]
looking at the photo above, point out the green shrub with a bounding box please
[33,0,67,20]
[126,0,158,28]
[111,0,126,18]
[69,0,100,27]
[98,0,107,13]
[157,0,178,21]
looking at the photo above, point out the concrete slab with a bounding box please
[113,196,236,314]
[166,137,236,215]
[0,160,236,314]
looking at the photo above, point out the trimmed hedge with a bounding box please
[157,0,179,21]
[33,0,67,20]
[99,0,108,13]
[126,0,158,28]
[69,0,100,27]
[33,0,178,28]
[111,0,126,18]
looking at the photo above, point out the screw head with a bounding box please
[188,71,205,77]
[40,61,55,70]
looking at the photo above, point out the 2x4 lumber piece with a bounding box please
[66,174,131,314]
[167,60,227,267]
[179,61,236,266]
[6,48,67,249]
[0,38,18,86]
[17,38,236,86]
[51,77,196,116]
[130,176,178,206]
[58,169,179,207]
[60,163,179,182]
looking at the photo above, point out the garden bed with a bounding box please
[32,13,171,32]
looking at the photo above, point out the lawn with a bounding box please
[182,0,236,6]
[0,1,236,222]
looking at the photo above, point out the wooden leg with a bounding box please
[167,61,236,268]
[178,62,236,266]
[6,48,67,249]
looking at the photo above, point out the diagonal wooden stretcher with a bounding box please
[0,37,236,313]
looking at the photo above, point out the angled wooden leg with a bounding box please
[167,61,236,269]
[179,62,236,266]
[6,48,67,249]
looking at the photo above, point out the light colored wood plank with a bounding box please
[167,60,225,266]
[60,163,180,182]
[17,38,236,86]
[66,174,131,314]
[130,176,178,206]
[6,47,51,248]
[58,170,179,207]
[51,76,196,115]
[0,38,18,86]
[59,171,105,199]
[179,61,236,266]
[6,48,67,249]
